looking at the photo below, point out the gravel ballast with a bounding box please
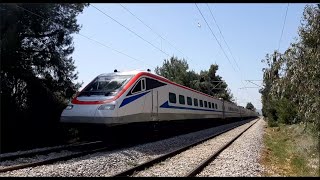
[0,150,76,169]
[197,118,266,177]
[0,144,71,159]
[0,118,263,177]
[132,119,259,177]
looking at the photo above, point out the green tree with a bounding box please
[184,70,199,90]
[198,64,234,102]
[155,57,234,102]
[155,56,189,85]
[1,3,89,152]
[260,51,281,122]
[260,4,319,130]
[245,102,255,111]
[285,4,320,129]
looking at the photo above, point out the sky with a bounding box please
[72,3,310,110]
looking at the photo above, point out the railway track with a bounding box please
[185,120,257,177]
[0,118,259,176]
[0,141,108,173]
[0,120,213,174]
[112,118,258,177]
[0,141,102,161]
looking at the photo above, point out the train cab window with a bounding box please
[132,80,142,93]
[79,75,133,96]
[187,97,192,106]
[200,100,203,107]
[141,78,146,91]
[169,92,176,103]
[132,78,146,94]
[212,103,215,109]
[215,104,218,109]
[179,95,185,105]
[204,101,207,108]
[208,102,211,108]
[194,98,198,106]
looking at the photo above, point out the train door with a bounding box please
[222,100,225,119]
[151,90,158,121]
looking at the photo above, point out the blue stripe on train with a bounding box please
[160,101,223,112]
[120,95,241,115]
[119,91,150,108]
[160,101,240,113]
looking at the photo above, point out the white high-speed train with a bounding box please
[60,70,258,126]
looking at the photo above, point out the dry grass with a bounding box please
[260,120,319,177]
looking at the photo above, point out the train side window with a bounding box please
[215,104,218,109]
[179,95,185,105]
[169,92,176,103]
[208,102,211,108]
[212,103,215,109]
[200,100,203,107]
[132,80,142,93]
[146,78,166,90]
[187,97,192,106]
[204,101,207,108]
[194,98,198,106]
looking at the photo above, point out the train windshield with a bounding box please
[78,75,133,96]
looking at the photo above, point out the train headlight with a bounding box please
[98,104,115,110]
[65,105,73,110]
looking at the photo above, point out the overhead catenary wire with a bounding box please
[206,3,241,72]
[119,3,205,71]
[278,3,289,52]
[91,4,171,58]
[15,4,156,69]
[205,3,256,104]
[78,34,156,69]
[205,4,246,83]
[195,3,251,105]
[194,3,237,73]
[18,4,257,107]
[119,4,187,58]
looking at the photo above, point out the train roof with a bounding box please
[98,70,173,83]
[98,70,146,77]
[98,70,230,102]
[96,70,256,111]
[74,70,258,111]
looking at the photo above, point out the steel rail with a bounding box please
[185,119,258,177]
[0,141,102,161]
[112,118,256,177]
[0,143,109,173]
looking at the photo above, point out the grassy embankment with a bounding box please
[261,120,319,177]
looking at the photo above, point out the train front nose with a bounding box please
[60,104,100,124]
[60,103,118,125]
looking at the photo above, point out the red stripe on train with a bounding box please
[72,72,217,105]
